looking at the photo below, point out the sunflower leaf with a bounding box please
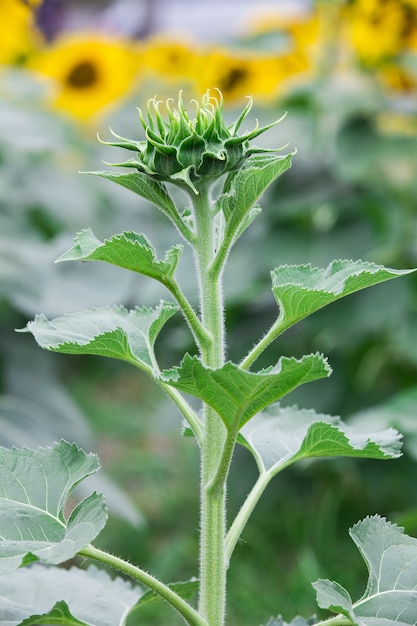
[89,171,179,222]
[0,565,142,626]
[313,516,417,625]
[23,301,177,375]
[56,229,183,282]
[271,260,415,336]
[217,153,293,236]
[238,404,401,477]
[162,353,331,431]
[0,441,107,574]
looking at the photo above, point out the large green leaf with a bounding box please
[271,260,414,335]
[0,441,107,574]
[90,171,179,222]
[239,404,402,477]
[162,353,331,430]
[0,565,142,626]
[313,515,417,625]
[218,153,293,239]
[56,229,183,283]
[24,301,177,374]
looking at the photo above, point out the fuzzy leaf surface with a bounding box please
[162,353,331,430]
[219,153,293,237]
[89,171,179,221]
[239,404,402,476]
[271,260,414,335]
[0,564,141,626]
[0,441,107,574]
[25,301,177,373]
[56,229,183,282]
[313,515,417,625]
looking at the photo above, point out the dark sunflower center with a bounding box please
[66,61,98,88]
[220,67,248,93]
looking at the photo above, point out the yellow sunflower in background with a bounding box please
[28,33,142,120]
[142,36,201,83]
[0,0,43,65]
[194,48,309,105]
[343,0,410,65]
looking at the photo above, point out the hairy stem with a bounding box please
[240,315,284,370]
[165,275,212,353]
[192,184,228,626]
[158,380,203,444]
[225,473,270,565]
[79,544,206,626]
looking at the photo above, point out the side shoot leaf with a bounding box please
[56,229,183,283]
[238,404,402,479]
[162,353,331,431]
[313,515,417,625]
[0,564,142,626]
[0,441,107,574]
[271,260,415,336]
[218,153,293,240]
[24,301,177,375]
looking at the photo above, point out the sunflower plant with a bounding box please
[1,90,417,626]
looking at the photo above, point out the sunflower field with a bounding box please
[1,1,417,624]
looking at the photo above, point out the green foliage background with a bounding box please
[2,48,417,625]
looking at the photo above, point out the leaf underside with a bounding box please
[0,564,141,626]
[24,301,177,373]
[313,515,417,625]
[239,403,402,476]
[0,441,107,574]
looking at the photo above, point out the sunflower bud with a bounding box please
[102,90,284,194]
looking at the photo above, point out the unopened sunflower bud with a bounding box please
[101,89,285,194]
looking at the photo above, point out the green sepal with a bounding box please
[161,353,331,431]
[23,301,177,375]
[56,229,183,283]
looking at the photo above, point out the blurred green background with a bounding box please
[2,1,417,624]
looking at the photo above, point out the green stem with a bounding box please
[240,316,284,370]
[225,473,270,565]
[164,275,212,353]
[192,184,228,626]
[158,380,203,444]
[226,457,302,563]
[315,617,352,626]
[79,544,206,626]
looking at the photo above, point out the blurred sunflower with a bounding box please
[343,0,411,65]
[142,36,200,83]
[28,33,142,120]
[194,48,309,104]
[378,63,417,94]
[0,0,42,64]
